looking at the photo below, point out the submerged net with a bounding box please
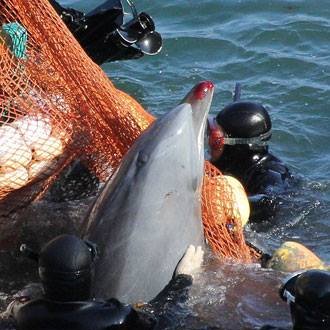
[0,0,253,262]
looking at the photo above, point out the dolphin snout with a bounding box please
[192,81,214,100]
[182,80,215,105]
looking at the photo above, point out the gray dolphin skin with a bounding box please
[81,81,214,303]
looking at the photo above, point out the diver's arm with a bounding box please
[102,247,203,330]
[49,0,66,14]
[246,155,292,197]
[48,0,143,64]
[149,273,193,309]
[49,0,86,33]
[247,163,290,223]
[149,245,204,308]
[248,193,278,223]
[145,246,203,329]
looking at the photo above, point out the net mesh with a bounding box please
[202,161,253,262]
[0,0,255,262]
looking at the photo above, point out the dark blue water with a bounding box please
[1,1,330,329]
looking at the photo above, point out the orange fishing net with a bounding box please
[0,0,153,216]
[202,161,252,262]
[0,0,254,262]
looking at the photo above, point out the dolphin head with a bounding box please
[181,81,214,185]
[147,80,214,160]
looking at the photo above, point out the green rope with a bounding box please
[2,22,27,59]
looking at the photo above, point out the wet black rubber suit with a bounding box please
[261,269,330,330]
[210,101,293,223]
[8,275,192,330]
[214,146,292,222]
[49,0,160,64]
[5,235,194,330]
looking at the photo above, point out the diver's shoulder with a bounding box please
[15,297,126,317]
[261,153,290,172]
[252,152,293,182]
[15,298,134,330]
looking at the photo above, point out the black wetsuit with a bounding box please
[12,298,151,330]
[49,0,144,64]
[289,305,330,330]
[258,302,330,329]
[7,275,192,330]
[213,147,293,223]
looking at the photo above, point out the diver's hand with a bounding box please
[175,245,204,278]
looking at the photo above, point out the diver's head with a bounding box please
[38,235,98,302]
[280,270,330,329]
[207,101,272,164]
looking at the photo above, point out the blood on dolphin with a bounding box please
[81,81,214,303]
[192,81,215,100]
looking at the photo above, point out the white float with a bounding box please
[28,159,58,180]
[223,175,250,227]
[0,125,32,168]
[11,114,52,147]
[0,165,29,190]
[31,136,63,161]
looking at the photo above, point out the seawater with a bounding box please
[1,1,330,329]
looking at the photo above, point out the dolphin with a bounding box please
[81,81,214,303]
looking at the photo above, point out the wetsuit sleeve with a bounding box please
[134,275,193,329]
[48,0,86,33]
[248,193,279,223]
[124,308,157,330]
[247,156,292,223]
[246,155,291,196]
[48,0,142,64]
[48,0,65,14]
[149,274,193,308]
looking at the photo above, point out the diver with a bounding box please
[4,234,203,330]
[49,0,162,64]
[279,269,330,330]
[207,84,293,223]
[261,269,330,330]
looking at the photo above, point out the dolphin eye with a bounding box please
[137,151,149,168]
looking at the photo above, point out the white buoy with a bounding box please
[0,125,32,168]
[223,175,250,227]
[11,114,52,147]
[28,159,58,180]
[31,136,63,161]
[0,165,29,190]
